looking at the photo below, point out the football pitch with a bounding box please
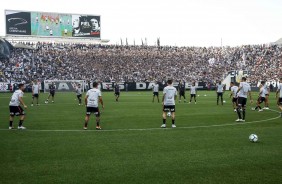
[0,91,282,184]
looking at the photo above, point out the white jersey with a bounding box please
[163,85,177,106]
[152,84,159,92]
[278,83,282,98]
[264,85,269,95]
[76,87,82,95]
[9,90,24,106]
[86,88,101,107]
[190,86,196,94]
[260,87,266,98]
[231,86,239,98]
[238,82,251,98]
[32,84,40,94]
[217,84,224,93]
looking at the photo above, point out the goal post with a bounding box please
[44,80,85,93]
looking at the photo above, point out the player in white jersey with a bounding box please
[75,84,83,105]
[275,78,282,117]
[252,81,266,112]
[152,81,160,103]
[216,81,225,105]
[84,82,104,130]
[31,80,40,106]
[161,79,177,128]
[263,83,270,109]
[235,77,253,122]
[189,82,197,104]
[9,84,28,129]
[230,82,239,112]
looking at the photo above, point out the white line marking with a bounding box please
[0,109,280,132]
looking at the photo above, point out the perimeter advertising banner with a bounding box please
[5,10,100,38]
[5,10,31,35]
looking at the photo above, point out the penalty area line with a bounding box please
[0,109,280,132]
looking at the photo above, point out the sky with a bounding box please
[1,0,282,46]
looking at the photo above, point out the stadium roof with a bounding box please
[273,38,282,45]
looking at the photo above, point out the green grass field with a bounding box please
[0,91,282,184]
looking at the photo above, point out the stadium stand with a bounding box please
[0,42,281,84]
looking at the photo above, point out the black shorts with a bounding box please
[190,94,196,98]
[258,97,266,103]
[33,94,39,98]
[9,106,25,116]
[237,97,247,107]
[277,98,282,106]
[77,94,82,98]
[163,105,175,112]
[153,92,159,96]
[86,107,100,117]
[50,92,55,97]
[232,97,238,103]
[179,91,185,96]
[217,92,223,97]
[115,92,120,96]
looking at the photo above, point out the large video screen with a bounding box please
[5,10,100,38]
[72,15,101,38]
[31,12,72,37]
[5,10,31,35]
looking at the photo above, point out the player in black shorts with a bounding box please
[152,81,160,103]
[161,79,177,128]
[9,84,28,129]
[45,82,55,103]
[252,81,266,112]
[235,77,253,122]
[84,82,104,130]
[230,82,238,112]
[216,81,224,105]
[114,83,120,102]
[75,84,83,105]
[178,81,186,103]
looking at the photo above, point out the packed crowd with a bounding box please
[0,42,281,84]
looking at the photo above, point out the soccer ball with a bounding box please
[45,101,48,104]
[167,112,171,117]
[249,134,258,143]
[223,100,226,103]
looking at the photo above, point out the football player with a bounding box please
[230,82,238,112]
[84,82,104,130]
[161,79,177,128]
[9,84,28,129]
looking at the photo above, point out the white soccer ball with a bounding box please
[204,94,207,96]
[249,134,258,143]
[45,101,48,104]
[223,100,226,103]
[167,112,171,117]
[197,95,200,97]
